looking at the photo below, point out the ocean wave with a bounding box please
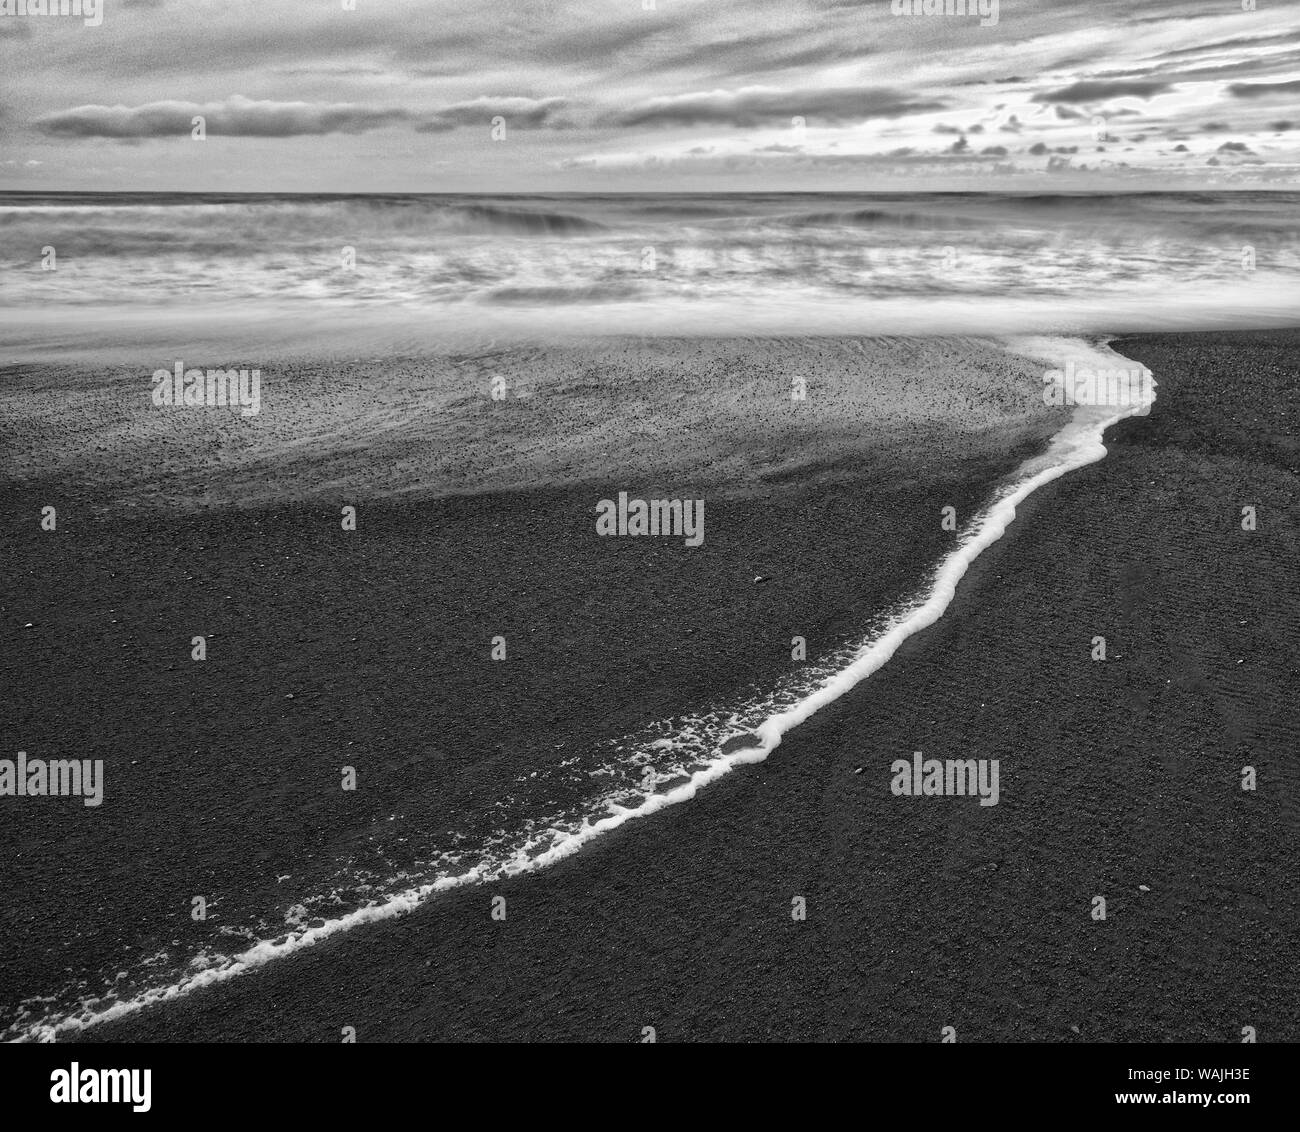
[774,206,986,230]
[449,202,607,235]
[2,192,1297,306]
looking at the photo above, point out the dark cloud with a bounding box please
[1155,31,1300,59]
[35,96,409,139]
[604,86,944,128]
[415,97,570,132]
[1152,60,1300,83]
[1227,79,1300,99]
[1033,80,1171,103]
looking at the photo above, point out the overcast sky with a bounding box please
[2,0,1298,190]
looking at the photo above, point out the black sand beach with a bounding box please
[1,336,1058,1035]
[4,329,1298,1042]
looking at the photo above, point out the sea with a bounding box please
[1,191,1297,354]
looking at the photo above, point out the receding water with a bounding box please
[2,192,1297,341]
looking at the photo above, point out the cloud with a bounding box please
[1227,80,1300,99]
[1033,80,1171,103]
[415,97,570,133]
[8,0,1300,188]
[35,95,408,139]
[1156,31,1300,60]
[604,86,945,128]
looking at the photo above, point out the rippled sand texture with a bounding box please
[0,336,1063,509]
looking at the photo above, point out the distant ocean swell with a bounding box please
[6,336,1153,1043]
[1,192,1298,316]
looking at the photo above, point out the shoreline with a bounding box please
[16,340,1150,1041]
[3,334,1059,1039]
[6,328,1298,1042]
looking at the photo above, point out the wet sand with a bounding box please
[2,335,1059,1037]
[5,330,1297,1042]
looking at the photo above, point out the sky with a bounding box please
[1,0,1298,191]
